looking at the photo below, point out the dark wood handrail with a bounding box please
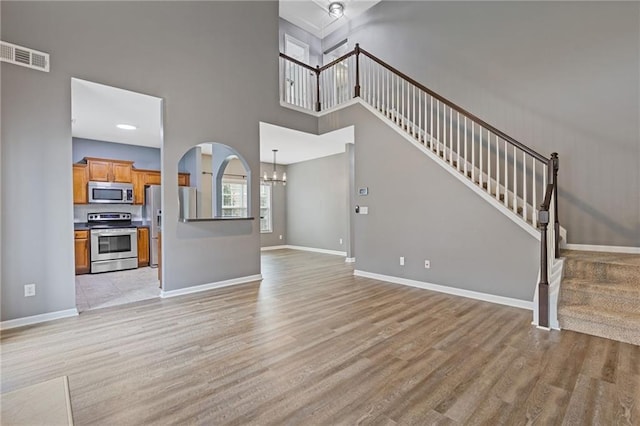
[357,47,548,163]
[541,183,554,210]
[280,45,560,330]
[279,52,318,73]
[318,50,356,72]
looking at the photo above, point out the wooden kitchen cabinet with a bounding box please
[74,230,90,275]
[146,171,161,185]
[87,159,111,182]
[132,170,146,205]
[132,170,161,205]
[72,164,88,204]
[137,227,149,267]
[111,161,133,182]
[74,157,190,205]
[85,157,133,183]
[178,173,190,187]
[132,169,190,204]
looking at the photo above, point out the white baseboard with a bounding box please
[0,308,79,330]
[160,274,263,298]
[284,245,347,257]
[564,244,640,254]
[261,245,347,257]
[345,257,356,263]
[354,270,533,311]
[261,245,288,251]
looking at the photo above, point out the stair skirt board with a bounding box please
[385,108,541,225]
[354,270,533,311]
[294,97,550,241]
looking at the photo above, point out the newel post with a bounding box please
[354,43,361,98]
[551,152,560,259]
[315,65,321,112]
[538,207,550,328]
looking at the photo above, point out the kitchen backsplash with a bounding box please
[74,204,143,222]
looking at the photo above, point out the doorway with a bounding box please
[71,78,163,312]
[284,34,312,107]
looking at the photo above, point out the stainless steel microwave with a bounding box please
[88,181,134,204]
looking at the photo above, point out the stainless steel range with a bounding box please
[88,212,138,274]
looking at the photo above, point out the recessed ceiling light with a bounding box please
[116,124,137,130]
[328,2,344,18]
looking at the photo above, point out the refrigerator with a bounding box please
[178,186,197,221]
[144,185,197,267]
[144,185,162,267]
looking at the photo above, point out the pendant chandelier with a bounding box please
[263,149,287,185]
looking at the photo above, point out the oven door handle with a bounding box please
[91,230,137,237]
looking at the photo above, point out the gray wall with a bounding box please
[72,138,162,171]
[320,104,539,300]
[286,153,348,252]
[1,1,317,322]
[260,163,288,247]
[323,1,640,247]
[279,18,323,67]
[177,146,200,178]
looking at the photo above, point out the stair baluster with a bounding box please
[279,46,560,328]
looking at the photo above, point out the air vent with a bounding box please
[0,41,49,72]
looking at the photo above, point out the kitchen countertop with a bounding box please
[74,221,151,230]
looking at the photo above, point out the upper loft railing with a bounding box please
[279,44,560,328]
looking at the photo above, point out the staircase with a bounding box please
[559,250,640,346]
[279,44,561,329]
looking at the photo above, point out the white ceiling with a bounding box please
[260,122,353,165]
[280,0,380,39]
[71,78,162,148]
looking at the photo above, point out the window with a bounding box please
[260,184,272,233]
[221,180,247,217]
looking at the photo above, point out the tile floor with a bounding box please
[75,267,160,312]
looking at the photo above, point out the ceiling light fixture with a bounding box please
[262,149,287,185]
[328,2,345,18]
[116,124,137,130]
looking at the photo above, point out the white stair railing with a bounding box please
[279,46,560,327]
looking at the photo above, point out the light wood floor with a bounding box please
[2,249,639,425]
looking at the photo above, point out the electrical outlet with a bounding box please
[24,283,36,297]
[279,235,283,240]
[424,260,431,269]
[339,238,343,245]
[400,256,405,266]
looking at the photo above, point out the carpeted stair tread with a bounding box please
[561,277,640,292]
[562,257,640,284]
[559,250,640,345]
[559,304,640,331]
[560,279,640,314]
[559,306,640,346]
